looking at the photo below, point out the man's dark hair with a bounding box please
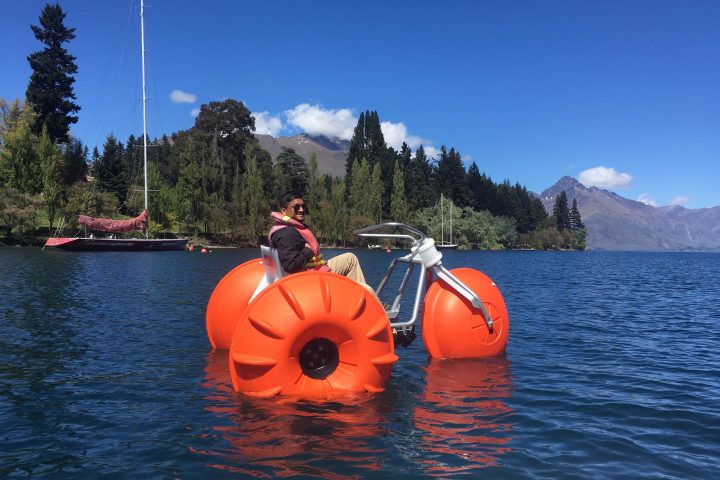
[280,191,302,208]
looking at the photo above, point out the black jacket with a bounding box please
[270,226,315,273]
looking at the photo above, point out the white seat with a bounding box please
[250,246,288,301]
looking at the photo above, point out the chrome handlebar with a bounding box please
[352,222,427,245]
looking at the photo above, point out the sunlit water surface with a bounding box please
[1,248,719,478]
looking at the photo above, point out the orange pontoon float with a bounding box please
[206,223,509,397]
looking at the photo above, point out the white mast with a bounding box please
[440,193,444,244]
[449,200,453,244]
[140,0,149,238]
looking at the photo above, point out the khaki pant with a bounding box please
[327,252,376,297]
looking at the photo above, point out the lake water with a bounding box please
[1,247,719,479]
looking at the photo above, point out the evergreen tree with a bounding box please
[398,142,412,169]
[436,146,470,207]
[271,163,290,206]
[175,136,207,235]
[26,3,80,143]
[348,158,370,217]
[467,162,496,213]
[368,162,384,222]
[553,190,571,231]
[390,159,409,222]
[328,179,346,246]
[241,150,267,245]
[570,198,584,231]
[1,98,23,148]
[61,138,88,184]
[192,99,255,200]
[37,126,63,228]
[405,145,436,211]
[0,103,40,193]
[276,147,309,195]
[345,111,366,178]
[94,134,128,207]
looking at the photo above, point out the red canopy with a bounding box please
[78,209,148,233]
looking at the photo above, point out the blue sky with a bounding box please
[3,0,719,208]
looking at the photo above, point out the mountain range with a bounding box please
[540,177,720,251]
[255,134,720,251]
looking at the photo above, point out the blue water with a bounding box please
[1,247,719,478]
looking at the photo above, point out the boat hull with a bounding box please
[44,237,187,251]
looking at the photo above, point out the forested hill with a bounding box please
[540,177,720,251]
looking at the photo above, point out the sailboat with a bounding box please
[437,193,458,249]
[45,0,187,252]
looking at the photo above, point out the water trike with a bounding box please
[206,223,509,397]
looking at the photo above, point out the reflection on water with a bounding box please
[415,357,513,475]
[200,351,388,478]
[200,350,514,477]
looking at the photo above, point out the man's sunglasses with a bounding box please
[291,203,309,214]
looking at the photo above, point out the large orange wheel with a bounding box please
[206,259,265,350]
[228,271,397,397]
[422,268,509,359]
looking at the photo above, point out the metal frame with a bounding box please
[354,223,494,332]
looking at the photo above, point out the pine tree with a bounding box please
[241,151,267,245]
[26,3,80,143]
[348,158,370,217]
[405,145,436,210]
[37,126,63,228]
[0,103,40,193]
[276,147,309,196]
[553,190,571,231]
[390,159,408,222]
[328,179,346,246]
[368,162,384,222]
[345,112,366,178]
[61,138,88,184]
[94,134,128,207]
[436,146,470,207]
[570,198,584,231]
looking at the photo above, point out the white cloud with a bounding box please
[284,103,356,140]
[170,89,197,104]
[253,111,284,136]
[671,196,689,207]
[423,145,441,159]
[380,121,431,151]
[638,193,657,206]
[190,107,200,118]
[577,166,632,188]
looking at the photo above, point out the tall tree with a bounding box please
[37,126,63,228]
[26,3,80,143]
[553,190,571,231]
[328,179,346,246]
[405,145,436,211]
[1,98,23,148]
[276,147,309,195]
[390,159,409,222]
[61,137,88,184]
[570,198,584,231]
[0,103,40,193]
[241,150,267,245]
[368,162,384,222]
[436,146,470,207]
[192,99,256,200]
[348,159,370,217]
[94,134,128,207]
[345,111,366,178]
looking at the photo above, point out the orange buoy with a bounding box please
[201,248,208,253]
[188,245,195,252]
[205,259,265,350]
[228,271,397,397]
[422,268,509,359]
